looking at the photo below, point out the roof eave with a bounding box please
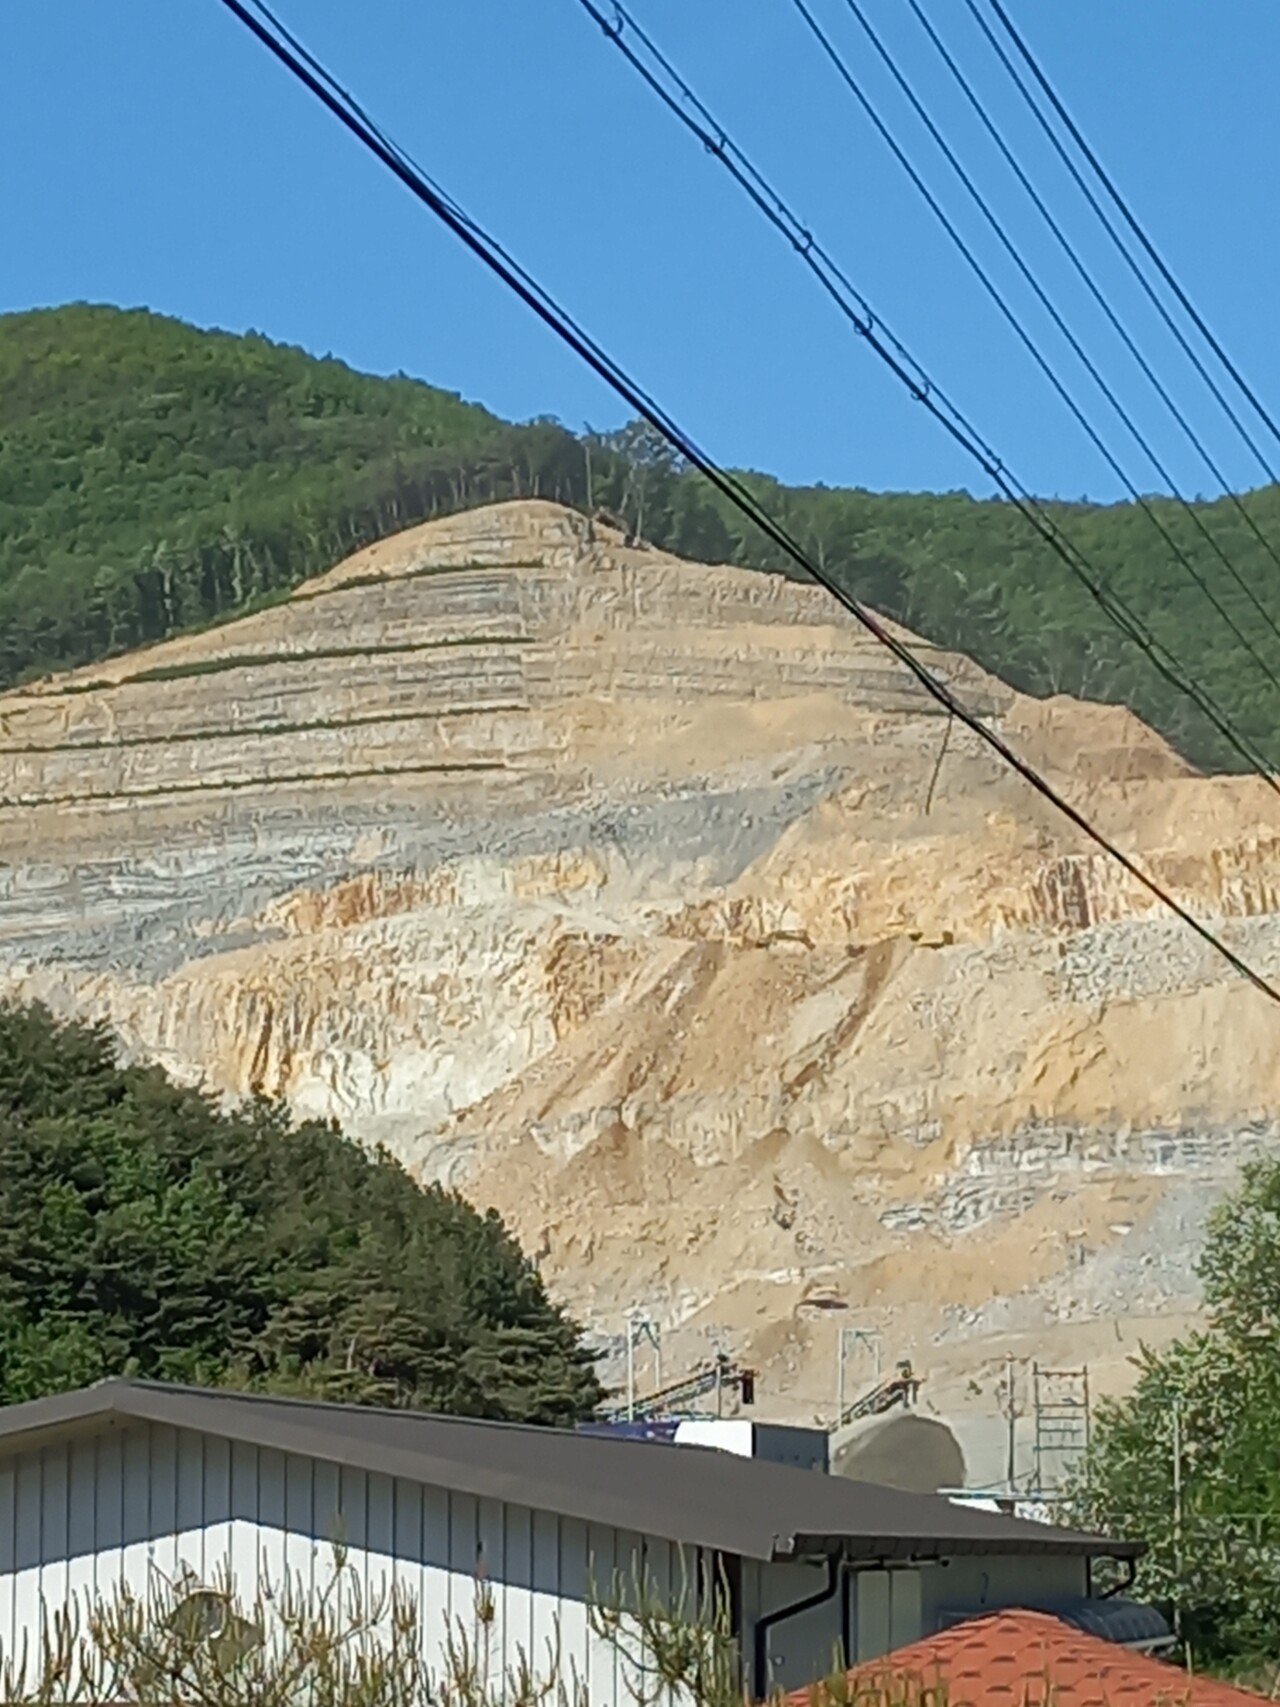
[785,1532,1145,1562]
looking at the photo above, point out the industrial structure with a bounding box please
[0,1379,1140,1698]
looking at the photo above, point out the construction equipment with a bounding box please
[840,1359,921,1427]
[603,1351,756,1422]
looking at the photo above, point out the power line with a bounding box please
[902,0,1280,588]
[575,0,1280,788]
[787,0,1280,691]
[985,0,1280,469]
[211,0,1280,1007]
[963,0,1280,498]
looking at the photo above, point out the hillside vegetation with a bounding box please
[0,1002,602,1422]
[6,303,1280,769]
[1073,1151,1280,1670]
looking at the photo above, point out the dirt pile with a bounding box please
[2,499,1276,1421]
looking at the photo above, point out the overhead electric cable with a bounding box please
[902,0,1280,587]
[985,0,1280,466]
[963,0,1280,496]
[787,0,1280,684]
[575,0,1280,787]
[211,0,1280,1005]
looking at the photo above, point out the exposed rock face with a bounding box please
[3,500,1278,1418]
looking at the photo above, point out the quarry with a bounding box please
[2,497,1278,1454]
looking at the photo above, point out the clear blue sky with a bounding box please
[4,2,1279,501]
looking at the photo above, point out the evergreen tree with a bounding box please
[1069,1156,1280,1670]
[0,1002,601,1425]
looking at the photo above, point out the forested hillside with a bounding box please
[6,302,1280,769]
[0,1003,602,1421]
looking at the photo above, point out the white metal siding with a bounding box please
[0,1419,1096,1700]
[0,1422,687,1705]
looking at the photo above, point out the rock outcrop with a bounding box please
[3,500,1277,1419]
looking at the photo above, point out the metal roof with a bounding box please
[0,1380,1141,1565]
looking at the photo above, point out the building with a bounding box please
[0,1380,1141,1699]
[578,1417,829,1471]
[785,1609,1265,1707]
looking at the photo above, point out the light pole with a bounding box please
[624,1310,661,1420]
[1002,1353,1018,1494]
[626,1315,636,1422]
[835,1327,882,1428]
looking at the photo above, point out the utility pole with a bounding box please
[1172,1400,1184,1643]
[626,1311,636,1422]
[834,1327,882,1428]
[1003,1354,1019,1494]
[623,1309,662,1422]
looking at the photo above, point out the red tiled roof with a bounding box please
[786,1611,1269,1707]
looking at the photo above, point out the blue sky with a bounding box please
[5,2,1280,501]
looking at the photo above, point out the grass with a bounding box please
[0,758,507,812]
[4,556,544,698]
[54,677,115,696]
[12,632,528,698]
[0,701,530,757]
[287,556,544,604]
[127,634,528,685]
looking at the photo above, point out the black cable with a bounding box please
[211,0,1280,1005]
[838,0,1280,638]
[904,0,1280,588]
[578,0,1280,789]
[834,0,1280,645]
[965,0,1280,498]
[789,0,1280,691]
[986,0,1280,468]
[577,6,990,459]
[245,0,1280,807]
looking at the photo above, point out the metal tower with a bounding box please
[1032,1363,1091,1494]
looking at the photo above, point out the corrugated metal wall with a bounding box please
[0,1421,692,1703]
[0,1418,1092,1697]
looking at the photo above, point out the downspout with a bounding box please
[1099,1556,1138,1599]
[752,1554,841,1702]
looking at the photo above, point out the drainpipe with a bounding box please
[1099,1556,1137,1599]
[752,1555,841,1702]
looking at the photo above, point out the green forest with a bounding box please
[6,302,1280,770]
[1072,1154,1280,1675]
[0,1002,601,1422]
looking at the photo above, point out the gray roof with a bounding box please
[0,1380,1140,1565]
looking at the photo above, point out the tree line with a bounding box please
[0,1001,602,1423]
[6,303,1280,772]
[1071,1152,1280,1677]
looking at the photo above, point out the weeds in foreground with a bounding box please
[0,1546,1106,1707]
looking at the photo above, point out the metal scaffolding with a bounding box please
[1032,1362,1091,1494]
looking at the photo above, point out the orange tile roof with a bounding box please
[786,1611,1269,1707]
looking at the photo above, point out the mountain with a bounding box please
[7,304,1280,773]
[2,497,1277,1420]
